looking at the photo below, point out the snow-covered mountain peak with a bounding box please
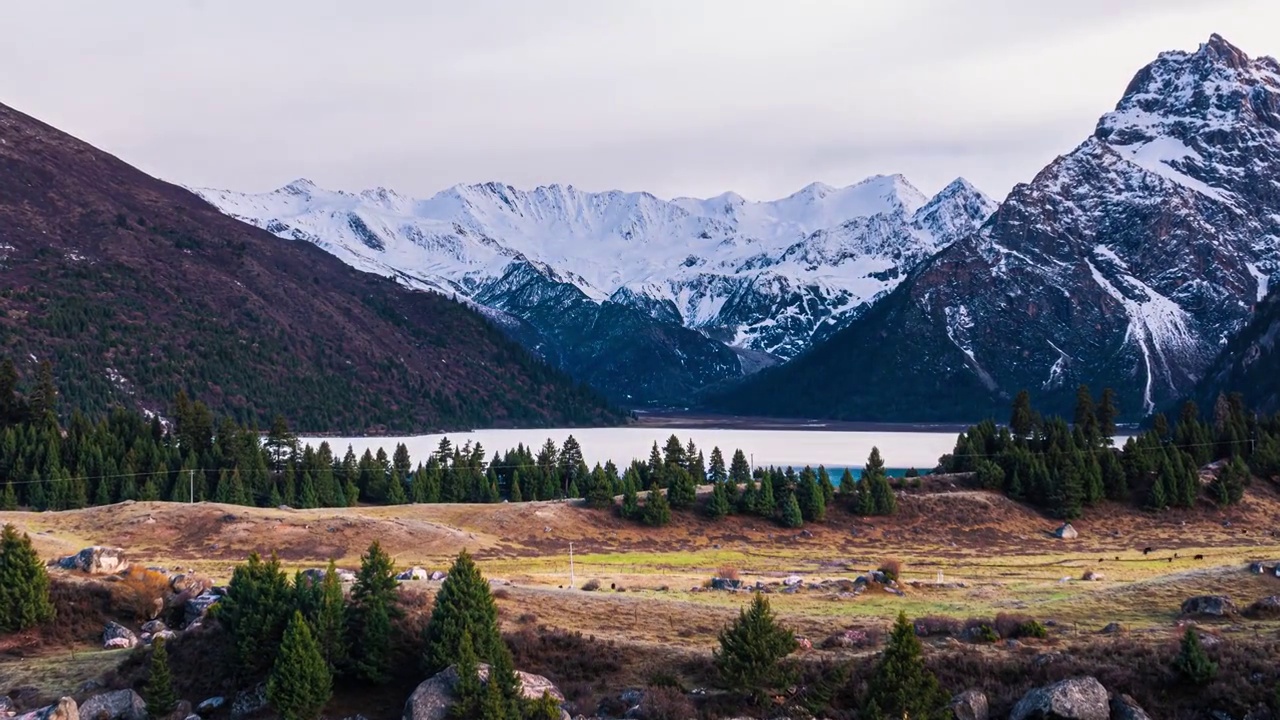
[281,178,318,196]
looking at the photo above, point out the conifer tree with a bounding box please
[642,482,672,527]
[312,560,348,673]
[0,482,16,511]
[1097,388,1119,443]
[728,449,751,488]
[755,472,775,519]
[509,472,523,503]
[780,493,804,528]
[838,468,856,497]
[666,466,696,509]
[267,611,332,720]
[817,466,835,507]
[708,447,727,485]
[349,541,398,683]
[863,612,949,720]
[1172,627,1217,685]
[219,552,293,679]
[706,481,731,520]
[620,480,639,520]
[1010,389,1035,439]
[714,593,797,706]
[422,550,504,674]
[143,637,178,720]
[450,630,485,719]
[299,472,319,509]
[0,524,55,632]
[1147,471,1169,510]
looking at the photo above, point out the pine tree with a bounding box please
[450,630,485,719]
[299,472,319,509]
[422,550,504,674]
[509,472,523,503]
[1147,471,1169,510]
[838,468,856,497]
[706,481,731,520]
[312,560,348,673]
[620,480,639,520]
[267,611,332,720]
[642,482,671,527]
[666,466,696,509]
[713,593,797,706]
[780,493,804,528]
[864,612,949,720]
[349,541,398,684]
[143,637,178,720]
[219,552,293,679]
[0,482,16,511]
[817,466,835,507]
[1010,389,1035,439]
[755,472,775,518]
[709,447,727,485]
[0,524,55,632]
[1172,627,1217,685]
[1097,388,1119,443]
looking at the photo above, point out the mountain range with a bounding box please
[0,102,622,433]
[711,34,1280,421]
[194,174,995,404]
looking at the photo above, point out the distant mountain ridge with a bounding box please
[709,34,1280,421]
[0,101,623,432]
[194,174,995,403]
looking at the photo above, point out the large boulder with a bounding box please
[949,690,989,720]
[1181,595,1238,617]
[1245,596,1280,618]
[194,698,224,717]
[102,622,138,650]
[1,697,15,717]
[402,664,568,720]
[169,574,210,596]
[1053,524,1078,540]
[58,548,128,575]
[1009,677,1108,720]
[184,592,221,627]
[1109,694,1153,720]
[229,686,267,720]
[396,567,428,581]
[140,620,167,635]
[15,698,79,720]
[78,691,146,720]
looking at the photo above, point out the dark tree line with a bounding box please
[942,386,1280,518]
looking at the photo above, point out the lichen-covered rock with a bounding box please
[57,547,128,575]
[1181,595,1238,617]
[102,622,137,650]
[140,620,167,635]
[1009,677,1108,720]
[949,689,989,720]
[396,567,428,581]
[402,664,568,720]
[229,685,267,720]
[15,698,80,720]
[78,690,146,720]
[1109,694,1153,720]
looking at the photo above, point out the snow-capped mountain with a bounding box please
[194,173,993,403]
[712,34,1280,421]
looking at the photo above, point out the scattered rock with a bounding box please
[184,592,221,627]
[795,637,812,651]
[1009,676,1108,720]
[161,702,191,720]
[15,698,79,720]
[1109,694,1152,720]
[783,575,803,587]
[1181,595,1238,617]
[168,574,209,595]
[1053,523,1078,540]
[1245,596,1280,618]
[402,663,569,720]
[428,570,446,582]
[230,685,268,720]
[147,630,177,645]
[0,697,15,717]
[950,690,989,720]
[102,622,137,650]
[57,547,128,575]
[396,567,428,581]
[78,690,146,720]
[1081,570,1104,582]
[194,698,224,716]
[1249,562,1266,574]
[1100,622,1124,634]
[710,577,742,591]
[140,620,167,635]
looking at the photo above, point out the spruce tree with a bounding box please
[620,481,639,520]
[666,466,696,510]
[706,481,731,520]
[780,493,804,528]
[143,637,178,720]
[714,593,797,706]
[422,550,504,674]
[817,466,835,507]
[450,630,485,719]
[509,472,523,503]
[642,482,672,527]
[1010,389,1035,439]
[838,468,856,497]
[312,560,348,673]
[708,447,727,485]
[0,482,16,511]
[219,552,293,679]
[1172,627,1217,685]
[0,524,55,632]
[755,472,775,518]
[268,611,332,720]
[864,612,949,720]
[349,541,399,684]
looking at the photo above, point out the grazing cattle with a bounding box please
[1168,558,1173,563]
[1143,547,1153,555]
[1194,554,1204,560]
[1174,553,1179,558]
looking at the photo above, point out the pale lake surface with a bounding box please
[299,428,962,472]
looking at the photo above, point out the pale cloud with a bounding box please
[2,0,1276,202]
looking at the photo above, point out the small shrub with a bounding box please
[516,613,539,626]
[994,613,1033,639]
[646,668,685,691]
[492,587,511,600]
[878,558,902,583]
[640,685,696,720]
[1173,627,1218,685]
[964,618,999,643]
[581,579,601,592]
[716,566,740,581]
[113,568,173,622]
[914,615,961,637]
[1015,620,1048,639]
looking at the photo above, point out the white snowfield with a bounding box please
[193,174,995,359]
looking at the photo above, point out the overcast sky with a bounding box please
[4,1,1278,202]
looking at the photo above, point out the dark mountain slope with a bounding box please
[1196,284,1280,414]
[709,34,1280,422]
[0,102,622,432]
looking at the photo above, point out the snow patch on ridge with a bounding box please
[1247,262,1270,302]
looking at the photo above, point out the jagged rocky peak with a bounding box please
[280,177,318,196]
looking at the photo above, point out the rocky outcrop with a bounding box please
[1110,694,1153,720]
[102,622,138,650]
[402,664,568,720]
[1181,595,1238,617]
[184,592,221,627]
[78,691,146,720]
[1009,677,1109,720]
[949,690,989,720]
[1245,596,1280,618]
[57,548,128,575]
[15,698,79,720]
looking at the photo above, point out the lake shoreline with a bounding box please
[631,410,975,434]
